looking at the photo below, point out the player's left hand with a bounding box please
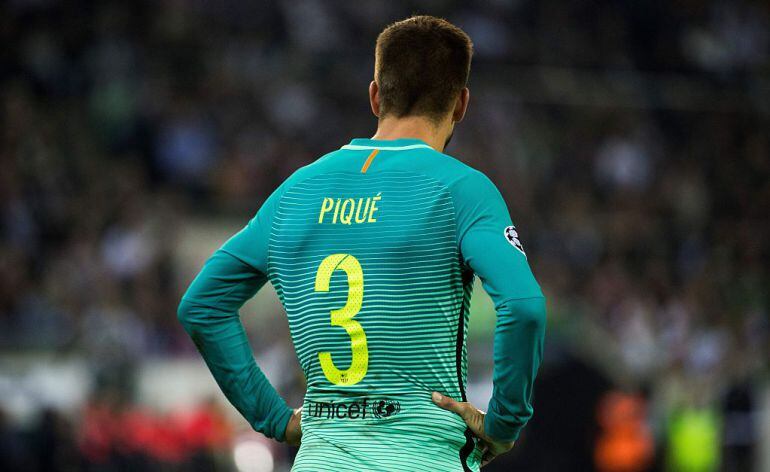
[431,392,514,467]
[284,407,302,446]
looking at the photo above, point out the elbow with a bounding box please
[501,296,547,334]
[177,298,195,330]
[520,297,547,334]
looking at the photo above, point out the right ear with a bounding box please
[369,81,381,118]
[452,87,470,123]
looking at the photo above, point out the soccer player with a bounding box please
[178,15,546,471]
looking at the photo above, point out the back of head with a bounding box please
[375,16,473,123]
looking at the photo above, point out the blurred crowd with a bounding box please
[1,0,768,470]
[1,397,237,471]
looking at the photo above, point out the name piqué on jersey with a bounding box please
[318,193,381,224]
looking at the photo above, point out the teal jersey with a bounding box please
[179,138,546,472]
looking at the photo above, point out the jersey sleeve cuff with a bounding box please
[258,404,294,441]
[484,409,523,443]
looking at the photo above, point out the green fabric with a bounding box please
[483,297,546,441]
[178,137,546,468]
[442,155,545,441]
[177,184,293,440]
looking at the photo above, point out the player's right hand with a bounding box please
[431,392,514,467]
[284,407,302,446]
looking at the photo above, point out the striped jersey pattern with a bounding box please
[268,142,482,471]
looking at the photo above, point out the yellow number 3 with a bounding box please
[315,254,368,386]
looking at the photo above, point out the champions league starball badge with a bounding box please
[504,225,526,256]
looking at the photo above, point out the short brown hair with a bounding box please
[375,16,473,122]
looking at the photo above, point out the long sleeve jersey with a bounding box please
[178,137,546,471]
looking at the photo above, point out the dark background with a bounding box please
[1,0,768,471]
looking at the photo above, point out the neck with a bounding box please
[371,116,451,152]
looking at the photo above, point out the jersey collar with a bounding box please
[341,138,433,151]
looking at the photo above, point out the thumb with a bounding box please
[432,392,464,416]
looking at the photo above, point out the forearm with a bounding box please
[178,298,293,440]
[484,296,546,442]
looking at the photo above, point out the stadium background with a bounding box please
[1,0,769,471]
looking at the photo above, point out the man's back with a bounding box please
[270,138,480,470]
[178,16,547,472]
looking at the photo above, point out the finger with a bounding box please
[295,408,303,434]
[479,444,489,459]
[285,408,303,446]
[481,450,496,467]
[431,392,467,417]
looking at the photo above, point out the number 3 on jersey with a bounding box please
[315,254,368,386]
